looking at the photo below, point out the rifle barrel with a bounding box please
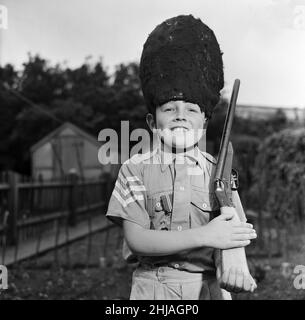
[214,79,240,181]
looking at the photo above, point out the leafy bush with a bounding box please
[252,127,305,224]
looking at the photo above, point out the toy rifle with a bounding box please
[214,79,257,293]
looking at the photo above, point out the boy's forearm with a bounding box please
[123,220,209,256]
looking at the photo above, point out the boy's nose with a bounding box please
[175,108,186,120]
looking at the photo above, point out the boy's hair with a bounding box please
[140,15,224,119]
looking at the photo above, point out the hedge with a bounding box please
[252,127,305,224]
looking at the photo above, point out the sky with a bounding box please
[0,0,305,108]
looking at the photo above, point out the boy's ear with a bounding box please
[203,118,209,130]
[146,113,156,131]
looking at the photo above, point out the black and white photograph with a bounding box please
[0,0,305,302]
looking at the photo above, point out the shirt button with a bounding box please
[177,226,182,231]
[174,264,179,269]
[202,203,208,209]
[179,186,185,191]
[156,202,161,208]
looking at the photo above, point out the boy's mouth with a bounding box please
[170,126,189,132]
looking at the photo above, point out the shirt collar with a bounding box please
[156,144,205,172]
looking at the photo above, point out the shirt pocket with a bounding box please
[147,191,173,231]
[190,189,219,224]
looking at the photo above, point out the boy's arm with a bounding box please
[123,220,200,256]
[123,210,256,256]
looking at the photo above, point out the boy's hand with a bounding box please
[216,258,257,293]
[202,210,257,250]
[217,267,257,293]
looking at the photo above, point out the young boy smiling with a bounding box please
[106,15,256,300]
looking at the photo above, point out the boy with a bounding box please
[106,15,256,300]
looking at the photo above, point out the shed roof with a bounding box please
[30,122,101,153]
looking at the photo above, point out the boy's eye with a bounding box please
[188,108,199,113]
[164,107,175,112]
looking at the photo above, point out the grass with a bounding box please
[1,226,305,300]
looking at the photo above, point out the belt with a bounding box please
[138,262,217,279]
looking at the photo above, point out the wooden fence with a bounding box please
[0,171,116,265]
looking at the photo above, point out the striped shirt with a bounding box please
[106,146,221,273]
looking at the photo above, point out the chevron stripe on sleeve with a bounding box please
[112,168,146,208]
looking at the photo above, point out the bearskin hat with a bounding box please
[139,15,224,118]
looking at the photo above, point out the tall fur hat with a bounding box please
[139,15,224,118]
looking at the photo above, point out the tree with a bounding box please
[19,54,67,103]
[0,64,23,169]
[0,57,149,174]
[206,99,227,154]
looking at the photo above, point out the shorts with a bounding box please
[129,265,231,300]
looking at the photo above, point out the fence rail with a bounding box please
[0,171,115,265]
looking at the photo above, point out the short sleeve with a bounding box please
[106,161,150,229]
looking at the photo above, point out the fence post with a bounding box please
[68,171,78,226]
[104,172,113,204]
[7,171,19,245]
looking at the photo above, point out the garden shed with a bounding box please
[30,122,119,180]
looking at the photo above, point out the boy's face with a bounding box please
[147,100,208,151]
